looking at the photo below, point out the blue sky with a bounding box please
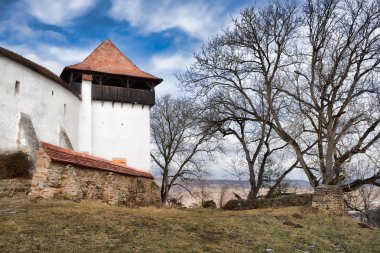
[0,0,256,96]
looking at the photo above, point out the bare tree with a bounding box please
[224,153,250,198]
[345,184,379,222]
[179,0,380,191]
[344,160,380,222]
[218,185,229,208]
[151,95,218,203]
[167,196,185,208]
[207,99,297,199]
[193,180,212,206]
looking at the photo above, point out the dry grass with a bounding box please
[0,196,379,253]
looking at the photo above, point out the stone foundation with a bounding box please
[0,178,31,198]
[29,149,161,207]
[312,185,344,214]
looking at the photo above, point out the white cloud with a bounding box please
[145,52,195,96]
[23,53,64,74]
[26,0,95,26]
[0,19,66,41]
[46,46,93,64]
[150,53,194,73]
[109,0,231,41]
[0,42,95,75]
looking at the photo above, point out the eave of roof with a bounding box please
[62,67,163,85]
[40,142,154,179]
[61,39,163,85]
[0,47,81,99]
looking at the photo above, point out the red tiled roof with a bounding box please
[0,47,81,99]
[40,142,153,179]
[62,39,162,82]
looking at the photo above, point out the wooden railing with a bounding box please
[91,85,155,106]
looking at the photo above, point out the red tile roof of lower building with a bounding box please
[40,142,153,179]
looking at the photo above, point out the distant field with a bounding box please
[0,197,379,253]
[166,179,314,207]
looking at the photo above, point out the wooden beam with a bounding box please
[102,77,110,83]
[119,78,128,88]
[145,80,154,90]
[92,75,99,84]
[129,79,136,87]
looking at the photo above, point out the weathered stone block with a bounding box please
[312,185,344,214]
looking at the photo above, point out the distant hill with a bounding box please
[155,178,312,189]
[205,179,311,188]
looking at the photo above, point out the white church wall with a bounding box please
[77,80,92,153]
[91,101,151,172]
[0,56,81,152]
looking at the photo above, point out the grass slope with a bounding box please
[0,197,379,253]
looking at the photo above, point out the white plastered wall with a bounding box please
[91,101,151,172]
[0,56,81,152]
[77,80,92,153]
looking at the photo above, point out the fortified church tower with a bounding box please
[0,40,162,204]
[0,39,162,175]
[60,39,163,171]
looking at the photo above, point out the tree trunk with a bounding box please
[161,169,169,203]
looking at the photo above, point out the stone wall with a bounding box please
[223,194,313,210]
[29,149,161,207]
[312,185,344,214]
[0,178,30,198]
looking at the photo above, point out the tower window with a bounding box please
[52,90,54,96]
[64,104,67,117]
[14,81,20,95]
